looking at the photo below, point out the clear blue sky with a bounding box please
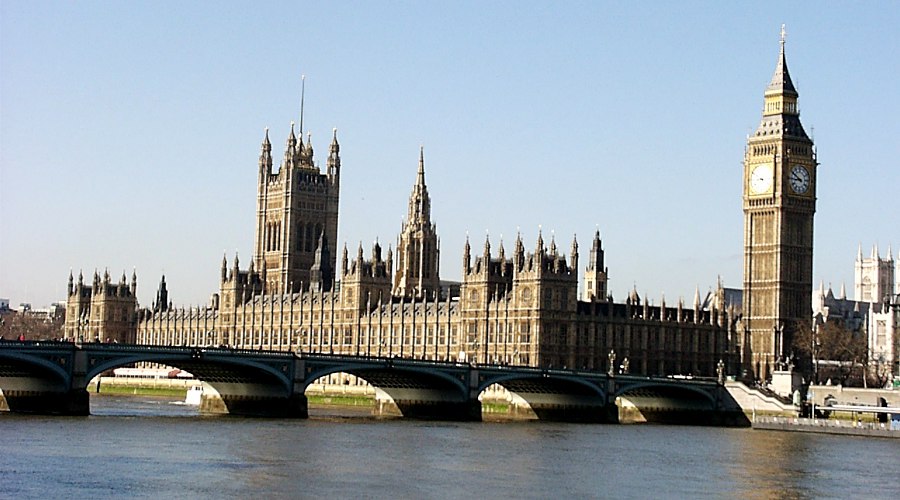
[2,1,898,309]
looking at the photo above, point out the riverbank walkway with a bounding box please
[753,415,900,439]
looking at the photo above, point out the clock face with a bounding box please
[790,165,810,194]
[749,164,774,194]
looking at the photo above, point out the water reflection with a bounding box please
[3,397,898,499]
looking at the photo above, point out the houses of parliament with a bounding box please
[65,32,817,382]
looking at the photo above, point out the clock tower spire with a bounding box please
[742,26,817,382]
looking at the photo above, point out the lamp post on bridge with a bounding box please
[608,350,616,377]
[812,323,820,384]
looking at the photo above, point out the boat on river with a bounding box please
[184,385,202,406]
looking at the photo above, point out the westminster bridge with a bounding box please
[0,342,749,426]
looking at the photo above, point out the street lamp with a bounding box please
[812,323,820,384]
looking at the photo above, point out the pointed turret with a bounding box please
[589,230,604,270]
[463,235,471,273]
[259,127,272,176]
[285,121,297,164]
[372,239,383,262]
[327,128,340,178]
[304,132,314,164]
[628,285,641,306]
[155,275,169,312]
[514,231,525,271]
[386,245,393,277]
[67,270,74,295]
[309,233,333,292]
[570,235,578,275]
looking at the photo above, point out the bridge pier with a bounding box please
[527,402,618,423]
[198,382,308,418]
[619,407,748,426]
[0,387,89,416]
[504,389,616,423]
[373,388,482,421]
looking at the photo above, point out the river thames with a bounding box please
[2,395,897,499]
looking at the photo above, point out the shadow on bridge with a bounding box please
[0,342,302,417]
[614,380,749,426]
[0,342,748,426]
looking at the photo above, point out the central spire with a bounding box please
[407,146,431,223]
[417,146,426,185]
[394,147,440,299]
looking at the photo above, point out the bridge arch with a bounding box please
[0,344,83,415]
[476,372,607,400]
[303,363,468,396]
[83,352,293,393]
[74,346,302,417]
[301,359,474,420]
[0,351,71,387]
[614,381,717,407]
[613,380,720,424]
[475,371,612,423]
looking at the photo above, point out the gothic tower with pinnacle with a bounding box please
[582,230,609,302]
[253,124,341,294]
[393,147,440,299]
[742,26,817,381]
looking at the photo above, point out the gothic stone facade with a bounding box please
[133,233,737,377]
[123,135,737,377]
[64,270,138,343]
[65,69,765,377]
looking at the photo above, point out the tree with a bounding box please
[867,354,893,389]
[793,320,867,385]
[0,312,64,341]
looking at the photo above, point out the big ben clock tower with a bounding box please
[742,26,816,382]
